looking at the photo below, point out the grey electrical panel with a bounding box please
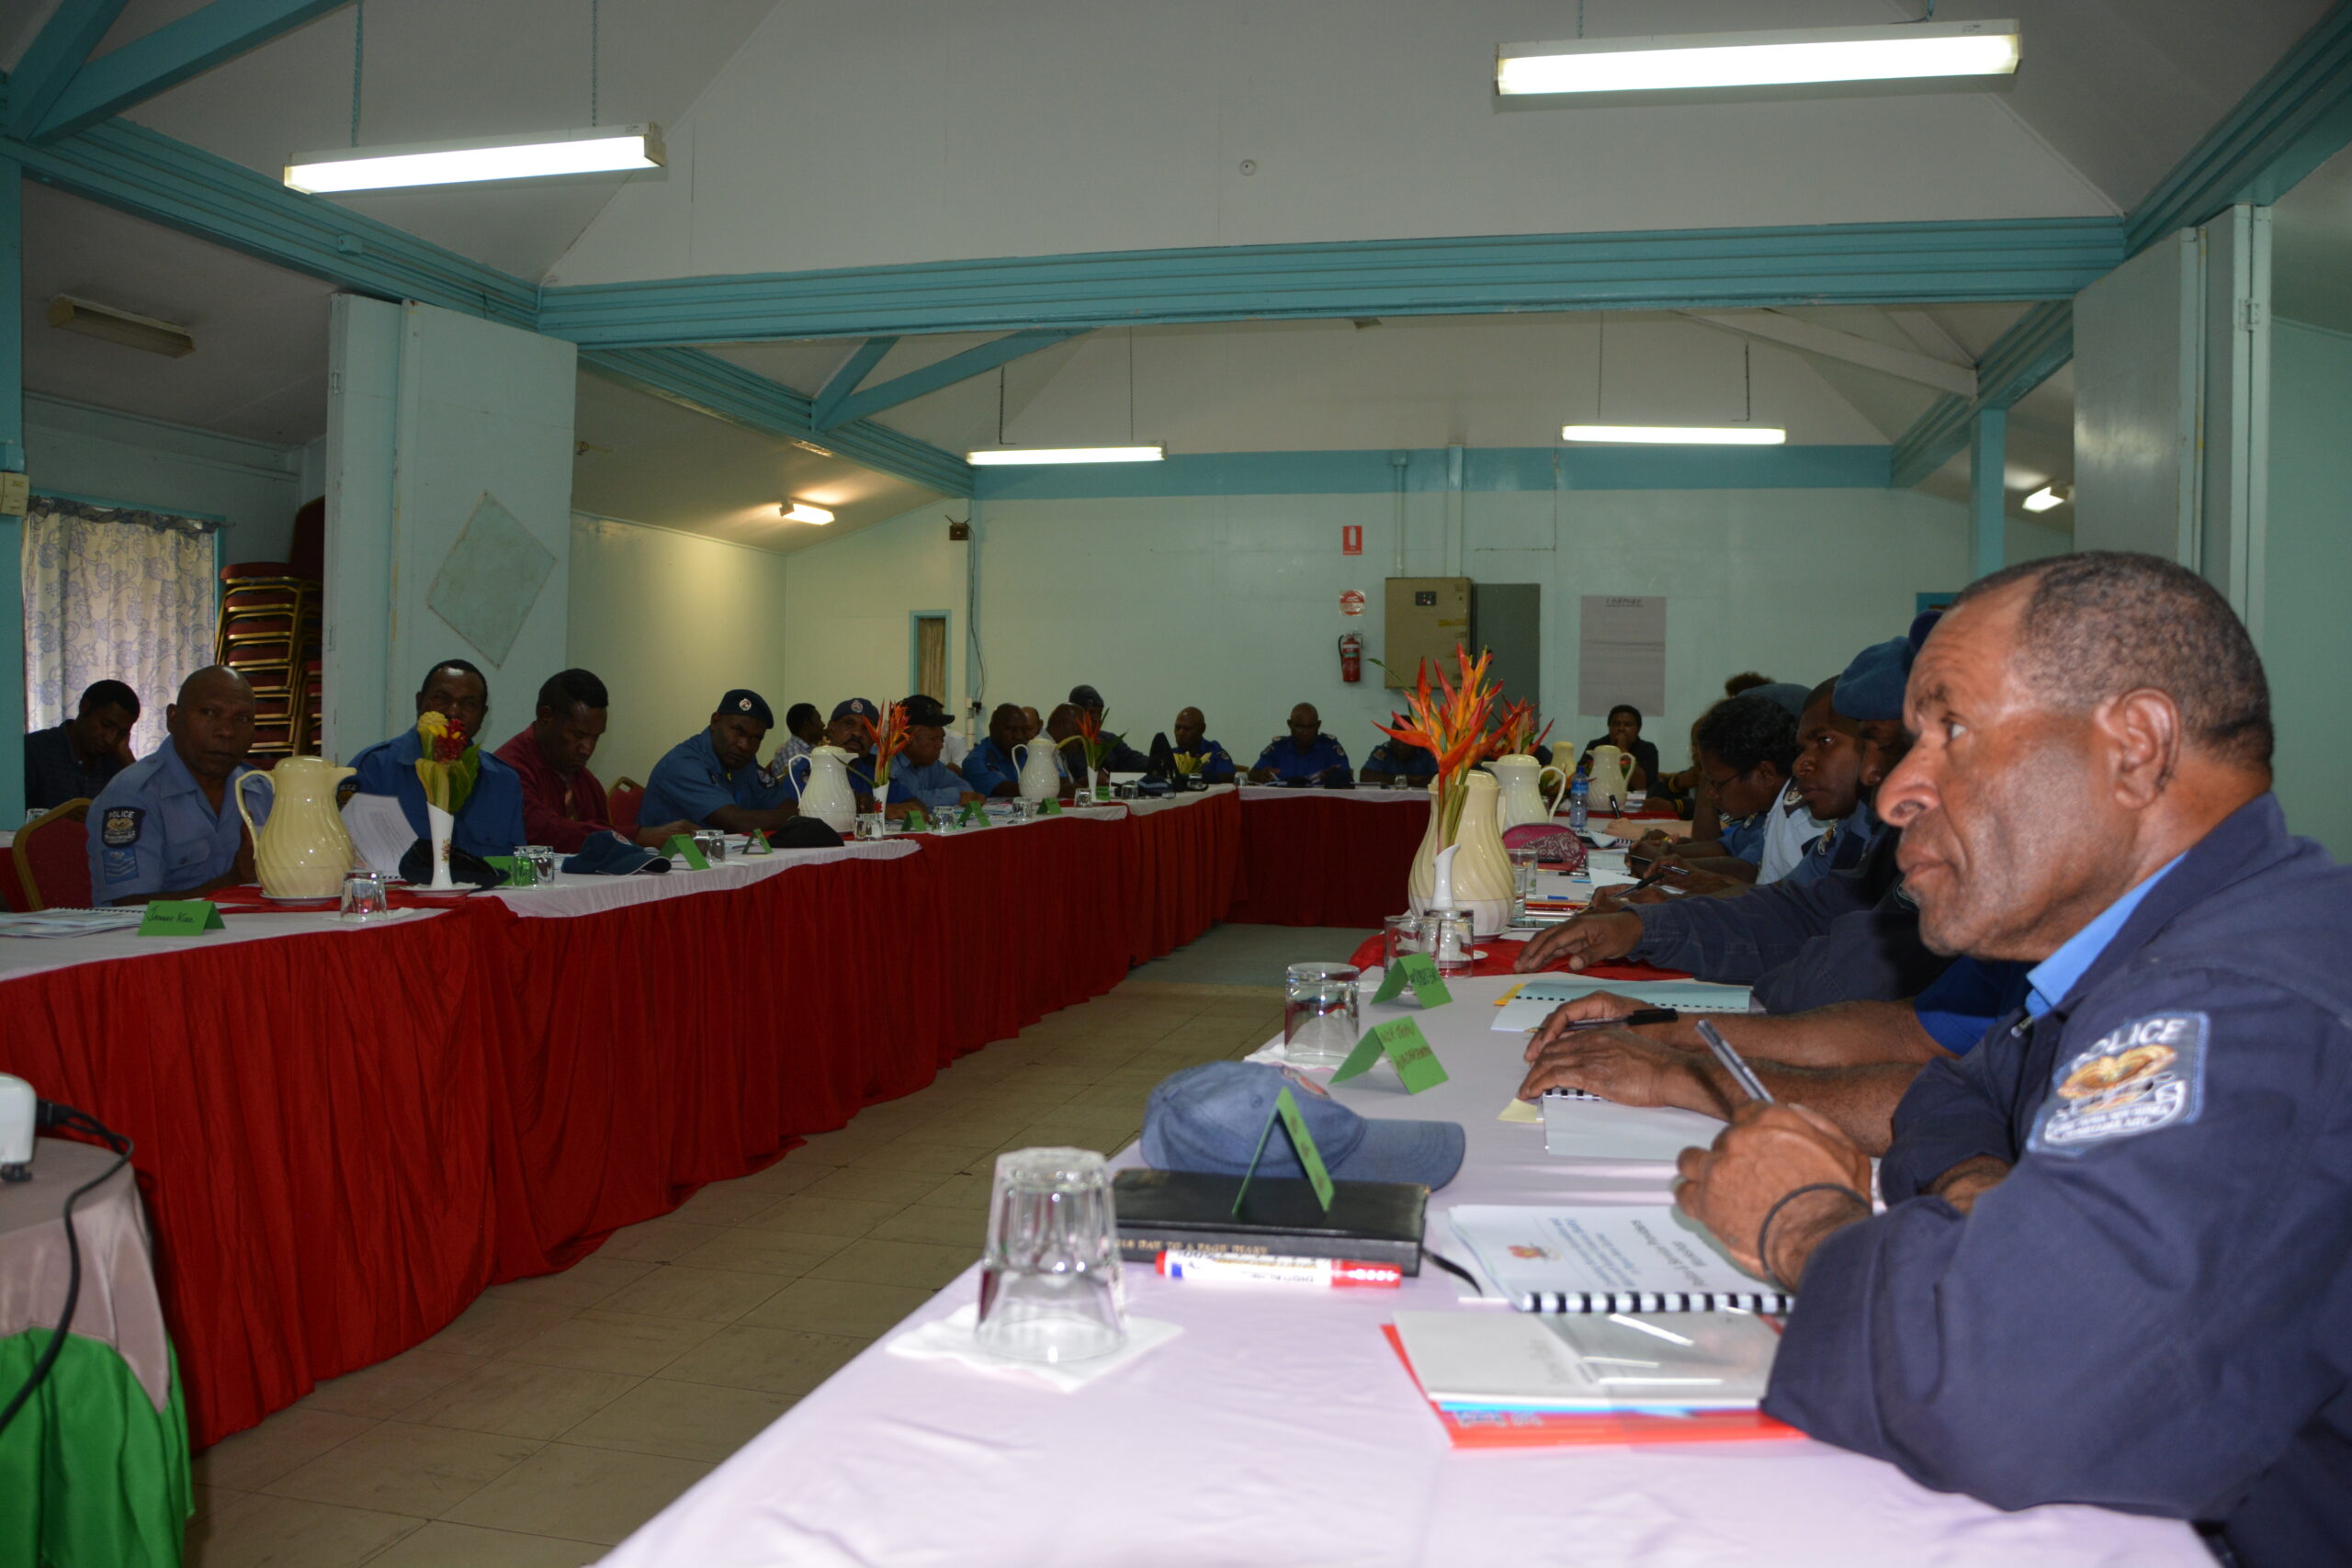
[1384,577,1471,688]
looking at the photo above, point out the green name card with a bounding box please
[745,829,772,855]
[1331,1017,1451,1094]
[662,834,710,871]
[138,899,223,936]
[1038,797,1062,817]
[902,804,930,832]
[1232,1085,1336,1214]
[1372,952,1453,1009]
[958,799,987,826]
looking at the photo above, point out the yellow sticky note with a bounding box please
[1498,1098,1541,1123]
[1493,983,1525,1008]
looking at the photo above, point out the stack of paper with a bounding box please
[0,907,144,939]
[1490,978,1751,1034]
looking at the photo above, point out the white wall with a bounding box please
[566,513,797,786]
[782,485,2065,773]
[2074,232,2199,560]
[2261,319,2352,857]
[25,392,302,558]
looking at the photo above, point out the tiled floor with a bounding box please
[185,936,1309,1566]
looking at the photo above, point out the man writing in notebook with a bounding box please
[1670,552,2351,1568]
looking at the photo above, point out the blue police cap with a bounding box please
[1834,637,1915,723]
[718,689,774,727]
[831,698,876,722]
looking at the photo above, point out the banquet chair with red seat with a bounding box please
[609,778,643,836]
[14,800,94,910]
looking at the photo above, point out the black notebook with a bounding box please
[1112,1168,1428,1273]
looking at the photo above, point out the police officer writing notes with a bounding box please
[1250,704,1350,784]
[1672,552,2350,1568]
[87,666,265,905]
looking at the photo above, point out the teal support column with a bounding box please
[1969,407,2007,582]
[0,160,25,826]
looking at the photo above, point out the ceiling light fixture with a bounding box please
[1563,424,1787,446]
[780,502,835,525]
[2022,483,2071,513]
[286,124,664,194]
[47,295,196,357]
[965,446,1167,466]
[1498,20,2019,100]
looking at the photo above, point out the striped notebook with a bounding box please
[1446,1202,1793,1315]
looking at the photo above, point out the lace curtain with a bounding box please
[21,494,220,761]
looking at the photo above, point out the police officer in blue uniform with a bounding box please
[962,703,1033,797]
[1520,629,1949,1014]
[1249,704,1350,784]
[87,665,267,905]
[350,659,528,861]
[1170,706,1236,782]
[1675,553,2350,1567]
[1359,738,1437,785]
[1068,684,1151,773]
[885,695,982,819]
[642,688,809,833]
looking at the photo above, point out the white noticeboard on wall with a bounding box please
[1578,595,1667,718]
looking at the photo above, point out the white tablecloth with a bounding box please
[598,975,2201,1568]
[489,840,921,919]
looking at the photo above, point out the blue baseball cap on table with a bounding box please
[1142,1062,1465,1190]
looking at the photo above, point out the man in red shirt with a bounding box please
[492,668,695,852]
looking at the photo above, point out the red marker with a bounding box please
[1155,1250,1403,1287]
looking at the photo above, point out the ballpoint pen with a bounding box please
[1695,1020,1775,1104]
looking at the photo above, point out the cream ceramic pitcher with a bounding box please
[1012,739,1064,802]
[1488,753,1569,831]
[787,745,860,833]
[235,755,359,898]
[1584,744,1634,814]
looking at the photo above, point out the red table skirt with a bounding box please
[6,795,1239,1449]
[1226,795,1429,928]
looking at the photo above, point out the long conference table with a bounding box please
[6,788,1250,1450]
[601,972,2205,1568]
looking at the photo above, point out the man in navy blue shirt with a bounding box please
[1359,738,1437,785]
[1170,706,1236,782]
[885,695,982,820]
[87,666,265,905]
[962,703,1033,797]
[349,659,527,861]
[25,679,139,812]
[641,688,808,833]
[1675,553,2351,1567]
[1249,704,1350,784]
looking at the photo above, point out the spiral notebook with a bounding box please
[1447,1202,1792,1314]
[1490,978,1751,1033]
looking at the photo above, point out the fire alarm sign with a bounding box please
[1339,590,1367,616]
[1341,525,1363,556]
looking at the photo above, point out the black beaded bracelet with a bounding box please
[1756,1182,1871,1292]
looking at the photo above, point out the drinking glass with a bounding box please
[1283,962,1362,1069]
[1508,846,1543,924]
[976,1147,1128,1364]
[1382,912,1426,970]
[338,869,392,922]
[854,812,887,840]
[695,829,726,863]
[1426,908,1477,977]
[1008,797,1033,825]
[519,845,558,885]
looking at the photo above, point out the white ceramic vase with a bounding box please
[1407,772,1516,936]
[425,802,457,891]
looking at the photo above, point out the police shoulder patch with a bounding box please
[100,807,144,848]
[2029,1010,2210,1156]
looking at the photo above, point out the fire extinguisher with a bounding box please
[1338,631,1363,683]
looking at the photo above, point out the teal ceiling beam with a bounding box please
[2123,0,2352,255]
[33,0,352,141]
[536,218,2123,348]
[809,336,897,428]
[5,0,134,140]
[8,117,541,326]
[582,346,974,498]
[819,328,1085,430]
[1890,300,2071,490]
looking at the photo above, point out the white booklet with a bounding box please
[1491,977,1752,1033]
[1392,1309,1780,1411]
[1447,1203,1790,1314]
[1540,1091,1723,1161]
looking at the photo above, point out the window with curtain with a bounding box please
[20,495,220,761]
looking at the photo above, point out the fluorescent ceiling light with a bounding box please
[2022,483,2071,513]
[286,124,664,194]
[1498,21,2019,98]
[1563,424,1787,446]
[780,502,834,525]
[47,294,195,357]
[964,446,1167,466]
